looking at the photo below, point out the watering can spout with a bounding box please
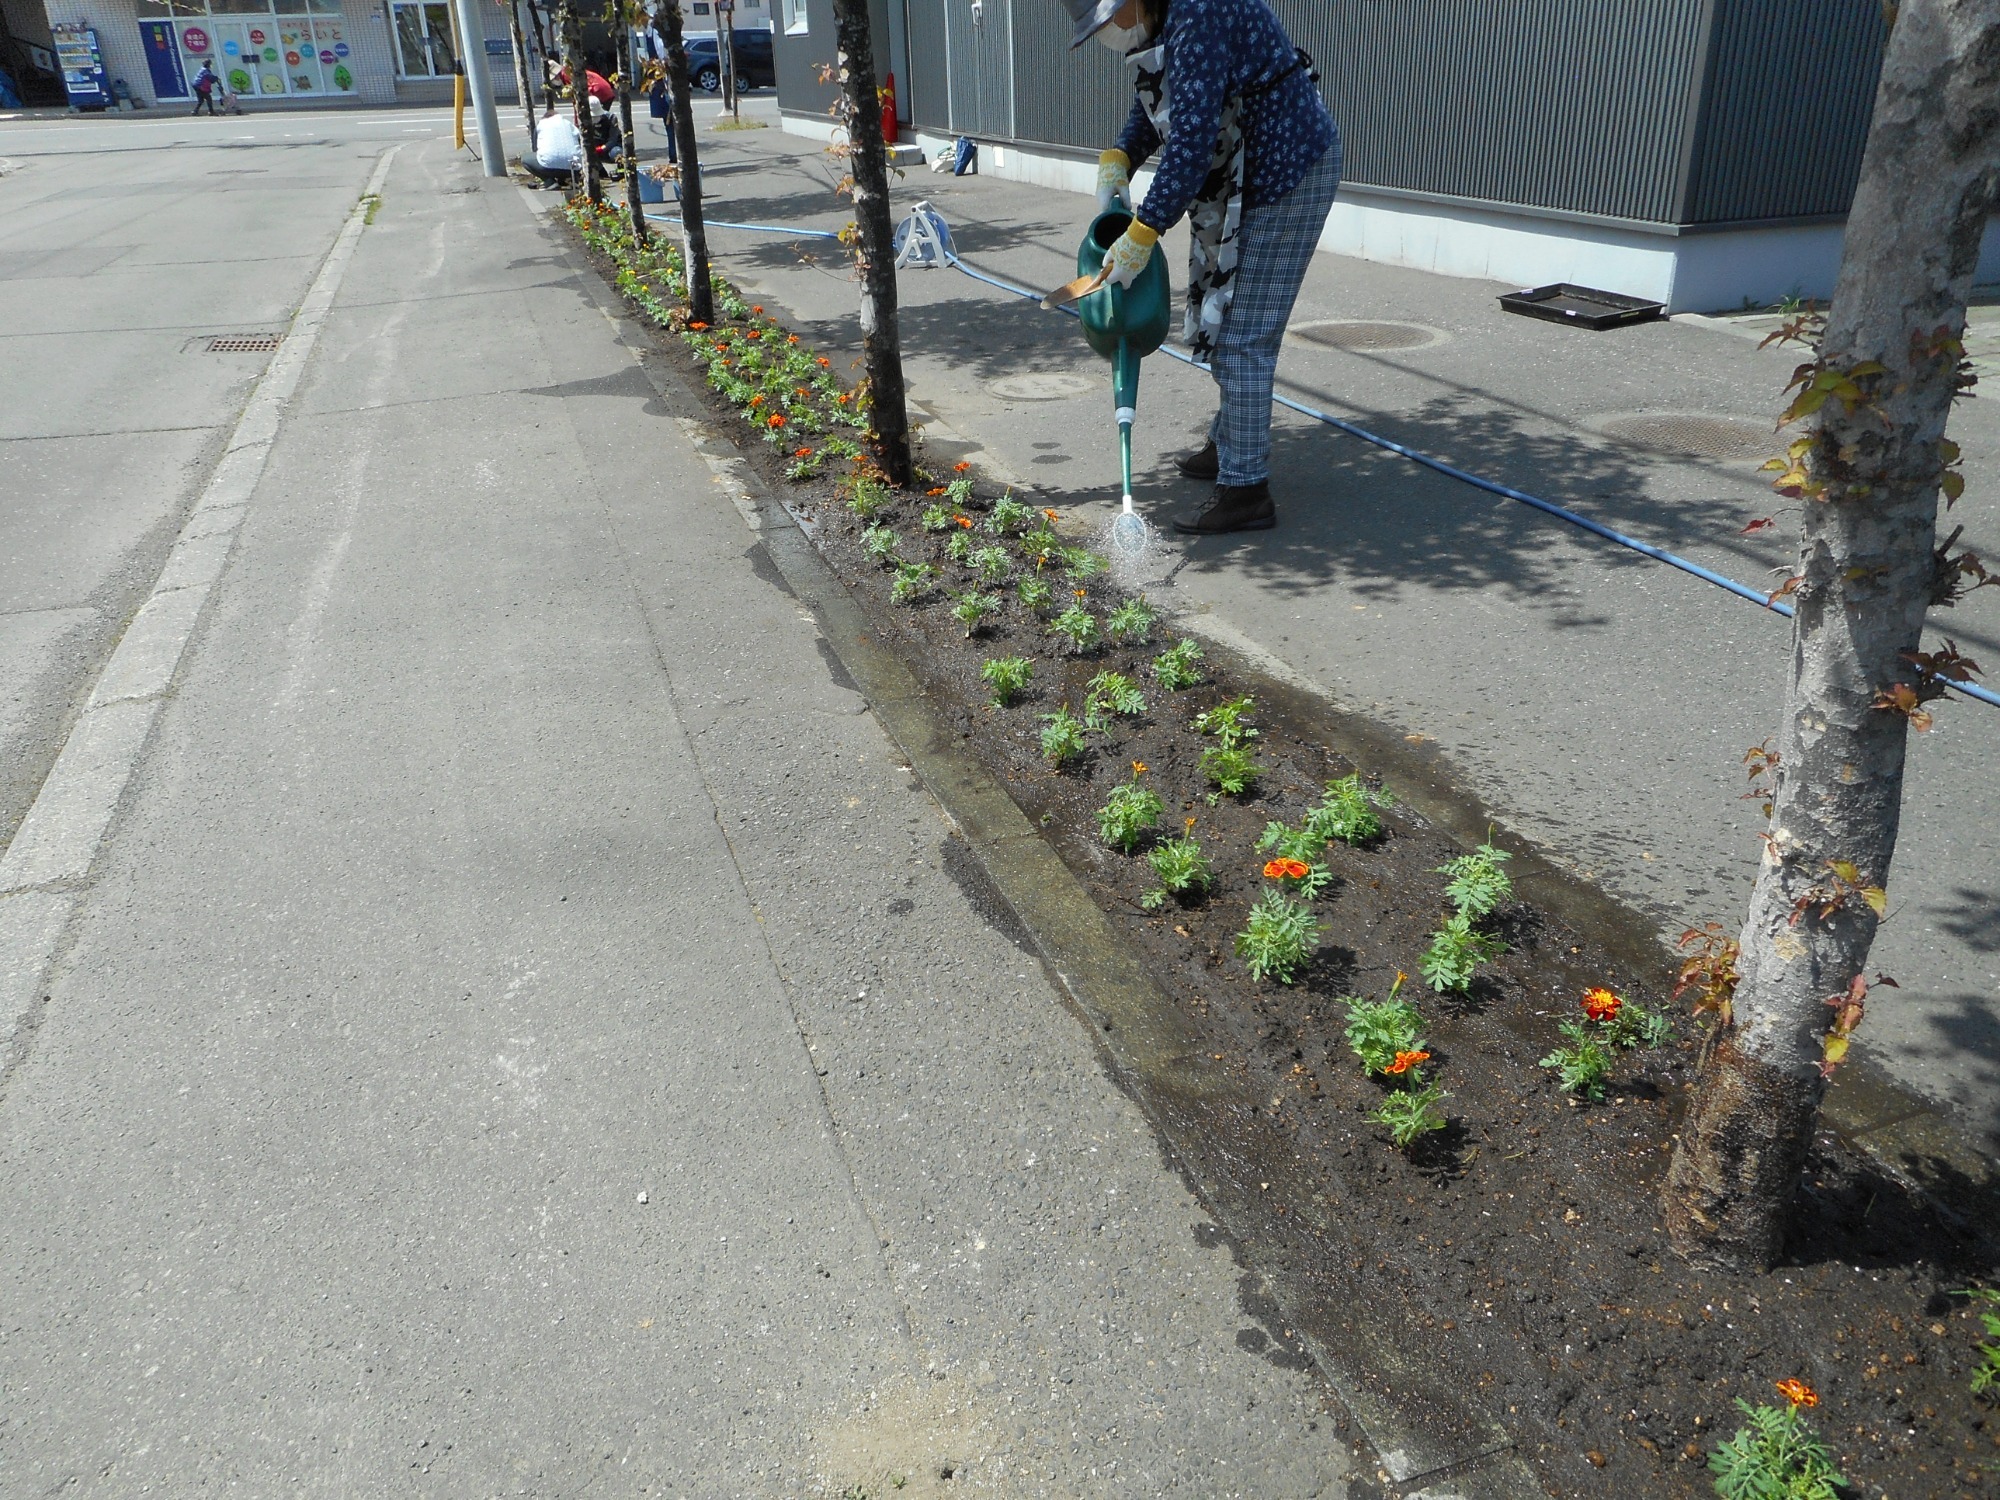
[1075,211,1169,562]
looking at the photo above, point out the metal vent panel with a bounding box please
[207,334,283,353]
[1290,320,1441,352]
[1597,412,1773,460]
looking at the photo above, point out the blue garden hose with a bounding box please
[657,214,2000,710]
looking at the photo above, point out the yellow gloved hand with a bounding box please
[1096,148,1132,213]
[1101,219,1157,289]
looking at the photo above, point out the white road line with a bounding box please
[0,142,403,1058]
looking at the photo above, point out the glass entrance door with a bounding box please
[391,1,456,79]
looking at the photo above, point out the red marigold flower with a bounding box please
[1774,1379,1818,1408]
[1262,858,1310,881]
[1384,1049,1431,1076]
[954,460,972,472]
[767,414,786,429]
[794,447,814,458]
[1582,987,1622,1022]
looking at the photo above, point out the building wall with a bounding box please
[771,0,891,132]
[37,0,518,109]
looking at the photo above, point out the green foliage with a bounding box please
[950,590,1001,636]
[1019,523,1060,559]
[945,530,975,566]
[1235,891,1319,983]
[1152,638,1206,691]
[1060,545,1107,582]
[1419,911,1507,993]
[784,453,823,482]
[1256,821,1334,898]
[1539,1020,1612,1100]
[1107,598,1156,645]
[920,503,955,533]
[980,655,1033,707]
[889,561,933,607]
[1708,1400,1846,1500]
[1372,1081,1448,1150]
[944,475,975,507]
[819,435,863,461]
[1344,995,1426,1075]
[1083,671,1145,730]
[1303,774,1386,846]
[1142,836,1213,909]
[1016,575,1055,615]
[1199,744,1261,797]
[1601,997,1675,1051]
[970,545,1012,585]
[1048,605,1100,655]
[861,524,899,562]
[987,496,1035,535]
[1439,840,1513,919]
[846,477,891,520]
[1039,705,1089,767]
[1959,1287,2000,1398]
[1192,696,1258,748]
[1097,779,1165,853]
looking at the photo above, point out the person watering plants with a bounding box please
[1066,0,1340,534]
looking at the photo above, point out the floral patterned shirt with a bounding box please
[1114,0,1338,232]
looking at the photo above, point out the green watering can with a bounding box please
[1063,210,1171,554]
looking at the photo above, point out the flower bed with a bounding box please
[564,199,1999,1500]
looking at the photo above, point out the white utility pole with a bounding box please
[455,0,509,177]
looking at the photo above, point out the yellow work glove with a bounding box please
[1096,148,1132,213]
[1101,218,1157,289]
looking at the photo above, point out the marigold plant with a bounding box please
[1235,892,1318,984]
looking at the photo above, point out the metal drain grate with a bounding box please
[1291,320,1438,352]
[207,333,282,353]
[1599,412,1772,460]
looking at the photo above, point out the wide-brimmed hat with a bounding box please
[1063,0,1124,48]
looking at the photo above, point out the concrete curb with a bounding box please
[543,198,1545,1500]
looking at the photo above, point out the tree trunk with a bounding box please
[559,2,601,204]
[509,0,537,153]
[719,23,736,118]
[654,0,713,325]
[526,0,557,113]
[1663,0,2000,1270]
[829,0,912,487]
[618,20,649,245]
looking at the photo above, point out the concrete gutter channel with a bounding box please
[544,205,1997,1499]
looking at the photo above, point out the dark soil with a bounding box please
[573,223,2000,1500]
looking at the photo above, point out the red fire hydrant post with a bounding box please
[880,71,898,145]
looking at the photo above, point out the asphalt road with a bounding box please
[684,104,2000,1153]
[0,112,1360,1495]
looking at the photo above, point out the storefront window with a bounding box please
[146,0,358,98]
[390,0,455,78]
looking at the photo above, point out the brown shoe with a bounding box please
[1173,481,1275,535]
[1174,439,1219,481]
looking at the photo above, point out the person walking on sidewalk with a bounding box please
[191,60,221,116]
[1068,0,1340,534]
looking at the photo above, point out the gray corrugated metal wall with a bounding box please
[1681,0,1885,224]
[880,0,1887,228]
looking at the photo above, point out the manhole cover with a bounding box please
[207,334,282,353]
[1598,412,1772,460]
[988,371,1099,401]
[1291,320,1440,351]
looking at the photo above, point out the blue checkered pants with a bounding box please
[1206,144,1342,486]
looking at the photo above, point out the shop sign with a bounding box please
[181,25,210,52]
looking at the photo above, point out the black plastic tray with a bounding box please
[1499,282,1665,331]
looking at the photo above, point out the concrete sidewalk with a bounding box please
[0,138,1358,1494]
[650,104,2000,1153]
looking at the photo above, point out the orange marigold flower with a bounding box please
[954,460,972,472]
[1384,1050,1431,1076]
[1774,1379,1818,1408]
[1131,761,1147,776]
[767,414,786,429]
[752,305,764,314]
[748,393,765,406]
[794,447,814,458]
[787,334,800,344]
[1042,507,1060,522]
[926,486,948,497]
[1184,816,1198,832]
[1262,858,1310,881]
[687,321,709,331]
[954,515,973,528]
[837,393,851,404]
[795,387,809,398]
[816,356,831,367]
[1582,987,1622,1022]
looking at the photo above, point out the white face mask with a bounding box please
[1094,20,1143,50]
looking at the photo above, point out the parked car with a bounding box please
[683,30,773,92]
